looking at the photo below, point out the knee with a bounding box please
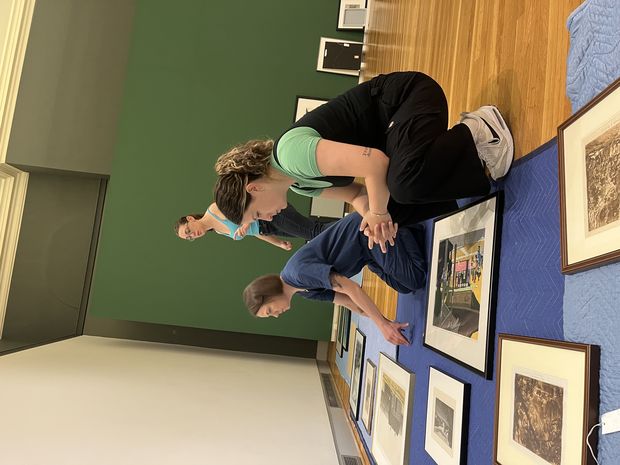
[388,175,426,203]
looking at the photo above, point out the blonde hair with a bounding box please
[214,139,274,224]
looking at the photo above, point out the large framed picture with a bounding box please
[337,0,368,30]
[558,76,620,273]
[294,96,328,122]
[423,192,503,378]
[361,359,377,434]
[424,367,470,465]
[317,37,363,76]
[348,328,366,419]
[493,334,600,465]
[371,353,415,465]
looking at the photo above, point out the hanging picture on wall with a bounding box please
[423,192,503,378]
[494,334,600,465]
[348,328,366,419]
[371,353,415,465]
[361,359,377,434]
[336,305,344,357]
[558,76,620,273]
[317,37,363,76]
[424,367,470,465]
[294,96,328,122]
[341,306,351,352]
[337,0,368,30]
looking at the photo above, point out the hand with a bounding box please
[379,319,410,345]
[233,223,251,239]
[279,241,293,251]
[360,211,397,253]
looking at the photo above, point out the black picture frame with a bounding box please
[423,192,503,378]
[348,328,366,420]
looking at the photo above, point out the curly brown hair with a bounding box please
[243,274,283,317]
[214,139,273,224]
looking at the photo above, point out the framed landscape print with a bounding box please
[371,353,415,465]
[348,328,366,419]
[423,193,503,378]
[294,96,328,122]
[493,334,600,465]
[558,76,620,273]
[424,367,470,465]
[361,359,377,434]
[317,37,363,76]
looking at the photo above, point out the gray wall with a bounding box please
[6,0,136,175]
[2,172,101,345]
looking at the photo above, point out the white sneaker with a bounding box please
[459,105,514,180]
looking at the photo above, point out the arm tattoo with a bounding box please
[329,273,343,289]
[361,147,371,157]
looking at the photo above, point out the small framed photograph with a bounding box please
[371,353,415,465]
[558,76,620,273]
[317,37,363,76]
[337,0,368,30]
[336,305,344,357]
[341,306,351,352]
[348,328,366,419]
[493,334,600,465]
[424,367,470,465]
[423,193,503,378]
[294,96,328,122]
[361,359,377,434]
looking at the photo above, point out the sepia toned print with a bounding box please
[584,120,620,232]
[433,228,486,338]
[361,360,377,434]
[433,397,455,451]
[512,373,564,465]
[380,373,405,436]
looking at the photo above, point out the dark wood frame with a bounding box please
[493,334,600,465]
[349,328,366,420]
[342,306,351,352]
[361,358,377,434]
[558,76,620,273]
[422,192,503,378]
[425,366,471,465]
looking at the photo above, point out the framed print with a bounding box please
[558,76,620,273]
[342,306,351,352]
[348,328,366,419]
[317,37,363,76]
[294,96,328,122]
[371,353,415,465]
[361,359,377,434]
[423,192,503,378]
[336,305,344,357]
[424,367,470,465]
[493,334,600,465]
[337,0,368,30]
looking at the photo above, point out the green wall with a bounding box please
[88,0,362,340]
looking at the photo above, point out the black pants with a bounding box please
[258,204,334,241]
[295,71,491,225]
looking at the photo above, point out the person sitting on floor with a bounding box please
[242,212,427,345]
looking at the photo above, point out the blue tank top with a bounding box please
[206,209,260,240]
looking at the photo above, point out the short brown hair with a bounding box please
[243,274,283,316]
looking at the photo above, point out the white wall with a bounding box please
[0,336,339,465]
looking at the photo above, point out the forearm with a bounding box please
[365,169,390,216]
[256,234,285,248]
[333,293,366,316]
[346,285,388,327]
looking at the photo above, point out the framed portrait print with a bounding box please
[371,353,415,465]
[423,193,503,378]
[317,37,363,76]
[294,96,328,122]
[493,334,600,465]
[348,328,366,419]
[361,359,377,434]
[424,367,470,465]
[337,0,368,30]
[558,76,620,273]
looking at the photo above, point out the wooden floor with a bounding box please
[349,3,582,459]
[361,0,582,159]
